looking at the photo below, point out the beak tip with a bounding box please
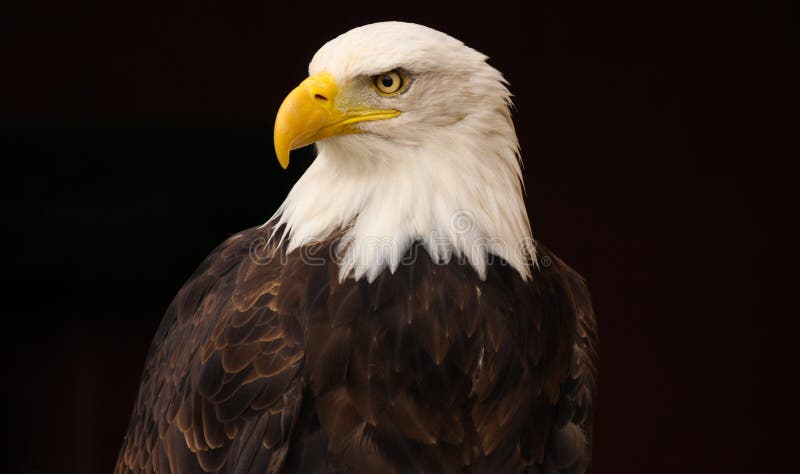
[276,151,290,170]
[274,130,290,169]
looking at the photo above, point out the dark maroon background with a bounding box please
[1,1,794,473]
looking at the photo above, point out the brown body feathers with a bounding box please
[115,225,597,473]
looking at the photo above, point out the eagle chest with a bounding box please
[279,245,572,471]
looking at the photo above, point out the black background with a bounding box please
[1,1,795,473]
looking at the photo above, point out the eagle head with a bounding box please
[270,22,534,282]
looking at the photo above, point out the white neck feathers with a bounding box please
[266,104,535,282]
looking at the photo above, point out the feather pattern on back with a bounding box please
[115,225,597,473]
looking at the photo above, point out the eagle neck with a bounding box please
[267,120,535,282]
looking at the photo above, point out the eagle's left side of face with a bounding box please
[273,22,512,168]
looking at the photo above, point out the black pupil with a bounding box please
[381,75,395,88]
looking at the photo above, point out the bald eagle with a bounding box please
[116,22,598,474]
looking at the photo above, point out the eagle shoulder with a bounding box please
[115,225,306,473]
[534,245,598,473]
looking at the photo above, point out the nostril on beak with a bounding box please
[314,94,328,102]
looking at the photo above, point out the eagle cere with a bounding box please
[115,21,598,473]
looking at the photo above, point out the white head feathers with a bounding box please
[268,22,535,282]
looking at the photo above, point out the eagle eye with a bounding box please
[373,70,406,95]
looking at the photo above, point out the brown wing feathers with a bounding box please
[540,250,599,474]
[115,229,305,473]
[115,228,597,473]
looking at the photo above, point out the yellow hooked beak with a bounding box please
[273,72,400,168]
